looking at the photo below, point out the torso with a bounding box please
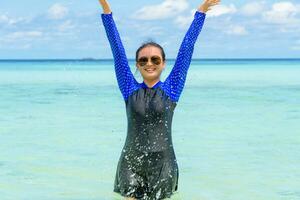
[123,81,177,152]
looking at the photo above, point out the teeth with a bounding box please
[145,68,156,72]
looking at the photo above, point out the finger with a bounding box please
[99,0,108,5]
[210,2,220,6]
[209,0,220,3]
[209,0,220,4]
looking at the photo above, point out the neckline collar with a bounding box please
[141,81,162,89]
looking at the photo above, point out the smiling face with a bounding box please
[136,46,166,82]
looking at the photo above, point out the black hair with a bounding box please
[135,40,166,62]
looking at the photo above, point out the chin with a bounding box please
[145,74,159,80]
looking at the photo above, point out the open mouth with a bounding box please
[145,68,156,73]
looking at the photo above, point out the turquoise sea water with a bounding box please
[0,59,299,200]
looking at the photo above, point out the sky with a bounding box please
[0,0,300,59]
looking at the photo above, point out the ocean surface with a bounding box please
[0,59,299,200]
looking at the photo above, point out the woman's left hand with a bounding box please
[98,0,112,14]
[198,0,221,13]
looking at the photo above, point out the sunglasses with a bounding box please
[137,56,162,67]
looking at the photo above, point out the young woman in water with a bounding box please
[99,0,220,199]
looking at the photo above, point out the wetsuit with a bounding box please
[101,11,206,200]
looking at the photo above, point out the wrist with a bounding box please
[101,5,111,14]
[198,5,208,13]
[103,9,112,14]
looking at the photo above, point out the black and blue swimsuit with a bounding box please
[101,11,206,199]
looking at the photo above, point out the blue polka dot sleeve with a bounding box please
[162,11,206,102]
[101,13,139,101]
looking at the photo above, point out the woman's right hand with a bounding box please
[198,0,221,13]
[98,0,112,14]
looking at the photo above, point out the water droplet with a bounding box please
[156,188,162,198]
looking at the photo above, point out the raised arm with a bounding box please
[163,0,220,102]
[99,0,112,14]
[99,0,139,101]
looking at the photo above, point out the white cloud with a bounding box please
[174,4,238,29]
[0,31,43,43]
[47,3,69,20]
[10,31,43,39]
[225,25,248,35]
[132,0,189,20]
[241,2,266,16]
[207,4,237,17]
[0,14,9,23]
[174,9,197,29]
[0,31,36,48]
[0,14,26,25]
[58,20,76,32]
[262,2,300,25]
[140,26,165,36]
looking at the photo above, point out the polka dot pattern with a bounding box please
[101,12,140,101]
[162,11,206,102]
[101,11,206,102]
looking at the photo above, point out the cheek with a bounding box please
[157,65,165,73]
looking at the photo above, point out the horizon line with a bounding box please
[0,58,300,61]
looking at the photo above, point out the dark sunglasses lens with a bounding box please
[138,57,148,66]
[151,56,161,65]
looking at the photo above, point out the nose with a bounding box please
[145,59,153,67]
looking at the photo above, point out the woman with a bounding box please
[99,0,220,199]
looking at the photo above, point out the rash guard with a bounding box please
[101,11,206,199]
[101,11,206,152]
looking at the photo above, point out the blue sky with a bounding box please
[0,0,300,59]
